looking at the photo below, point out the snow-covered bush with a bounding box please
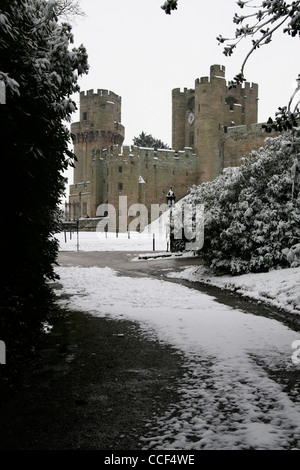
[185,131,300,275]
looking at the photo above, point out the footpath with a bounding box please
[0,307,184,450]
[1,250,299,451]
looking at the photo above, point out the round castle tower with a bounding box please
[71,89,125,184]
[69,89,125,219]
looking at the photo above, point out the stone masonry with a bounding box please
[68,65,270,230]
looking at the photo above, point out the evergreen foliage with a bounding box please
[133,131,169,149]
[185,132,300,275]
[0,0,88,344]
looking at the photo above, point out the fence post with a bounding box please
[0,341,6,364]
[76,220,79,251]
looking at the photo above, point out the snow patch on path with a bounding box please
[54,265,300,450]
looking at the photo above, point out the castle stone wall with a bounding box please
[68,66,277,230]
[222,123,275,169]
[102,145,198,230]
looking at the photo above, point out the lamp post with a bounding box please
[166,186,176,252]
[79,191,82,219]
[76,192,82,252]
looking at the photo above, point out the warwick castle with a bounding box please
[68,64,268,229]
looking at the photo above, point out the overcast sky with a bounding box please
[65,0,299,185]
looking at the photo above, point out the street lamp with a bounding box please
[166,186,176,251]
[166,186,176,207]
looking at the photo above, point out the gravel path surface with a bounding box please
[0,308,184,450]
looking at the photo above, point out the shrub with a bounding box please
[185,131,300,275]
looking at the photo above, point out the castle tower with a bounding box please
[172,64,258,183]
[172,87,195,152]
[69,89,125,219]
[194,65,227,182]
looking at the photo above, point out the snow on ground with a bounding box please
[54,264,300,450]
[55,230,169,252]
[56,230,299,314]
[168,265,300,315]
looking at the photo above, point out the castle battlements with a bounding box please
[195,64,225,85]
[172,87,194,97]
[80,89,122,102]
[194,66,258,94]
[101,145,197,163]
[194,77,258,96]
[225,122,268,137]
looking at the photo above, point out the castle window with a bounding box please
[225,96,237,111]
[83,112,87,121]
[198,104,200,113]
[118,183,123,191]
[119,165,122,174]
[189,132,194,147]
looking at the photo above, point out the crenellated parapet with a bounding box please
[79,88,122,105]
[71,88,123,136]
[101,145,197,164]
[224,122,268,137]
[194,64,258,95]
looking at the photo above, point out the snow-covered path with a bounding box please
[54,264,300,450]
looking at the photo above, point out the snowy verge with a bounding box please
[55,230,169,252]
[168,265,300,315]
[132,251,195,261]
